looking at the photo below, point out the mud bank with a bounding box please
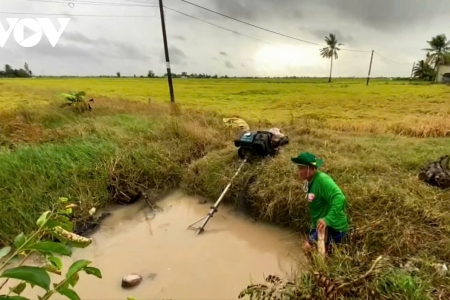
[4,191,307,299]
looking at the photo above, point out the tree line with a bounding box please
[0,63,33,78]
[319,33,450,82]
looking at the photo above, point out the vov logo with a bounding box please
[0,18,70,48]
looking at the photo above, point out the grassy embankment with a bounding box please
[1,78,450,299]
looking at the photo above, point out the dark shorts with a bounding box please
[308,227,347,245]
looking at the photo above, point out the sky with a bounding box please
[1,0,450,78]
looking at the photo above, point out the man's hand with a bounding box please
[302,240,312,253]
[317,219,327,234]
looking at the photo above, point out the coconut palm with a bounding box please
[320,33,343,83]
[422,34,450,74]
[413,60,435,81]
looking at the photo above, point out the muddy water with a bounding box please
[4,191,306,299]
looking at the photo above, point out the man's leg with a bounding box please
[305,228,348,253]
[327,227,347,244]
[308,229,318,245]
[326,227,347,253]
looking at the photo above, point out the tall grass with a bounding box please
[0,96,231,244]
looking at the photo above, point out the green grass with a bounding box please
[1,77,450,299]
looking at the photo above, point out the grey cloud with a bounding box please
[17,42,100,62]
[304,28,355,45]
[61,31,111,47]
[205,0,450,33]
[62,31,95,44]
[60,31,150,60]
[308,0,450,33]
[109,43,151,61]
[207,0,303,22]
[225,61,234,68]
[2,0,449,78]
[161,45,187,65]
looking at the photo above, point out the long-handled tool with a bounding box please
[187,158,247,235]
[187,129,289,236]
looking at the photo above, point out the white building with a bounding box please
[436,65,450,83]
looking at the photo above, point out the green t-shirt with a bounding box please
[307,171,349,232]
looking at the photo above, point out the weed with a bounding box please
[59,91,94,113]
[0,197,101,299]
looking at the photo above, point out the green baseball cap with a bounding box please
[291,152,324,168]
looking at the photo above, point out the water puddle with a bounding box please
[3,191,306,299]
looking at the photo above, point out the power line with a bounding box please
[180,0,372,53]
[124,0,158,3]
[0,11,157,17]
[28,0,158,8]
[374,51,412,65]
[164,6,272,44]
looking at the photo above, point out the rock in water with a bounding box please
[122,274,143,288]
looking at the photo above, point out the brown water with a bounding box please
[3,191,306,299]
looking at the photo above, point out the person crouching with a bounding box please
[291,152,349,254]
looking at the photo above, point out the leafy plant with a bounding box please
[59,91,94,113]
[0,197,102,300]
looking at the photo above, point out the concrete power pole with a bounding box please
[159,0,175,102]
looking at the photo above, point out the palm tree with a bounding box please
[413,60,435,81]
[422,34,450,80]
[320,33,343,83]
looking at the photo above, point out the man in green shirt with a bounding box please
[291,152,349,253]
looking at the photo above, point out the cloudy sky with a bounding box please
[1,0,450,77]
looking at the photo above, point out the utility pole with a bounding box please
[159,0,175,102]
[366,50,374,86]
[409,62,415,84]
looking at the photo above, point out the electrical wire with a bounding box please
[164,6,272,44]
[374,51,412,65]
[180,0,372,53]
[0,11,157,17]
[27,0,158,8]
[124,0,157,3]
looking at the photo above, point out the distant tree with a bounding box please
[422,34,450,79]
[5,64,13,77]
[413,60,435,81]
[16,69,29,78]
[0,64,31,78]
[147,70,155,78]
[24,62,32,77]
[116,72,121,77]
[320,33,343,83]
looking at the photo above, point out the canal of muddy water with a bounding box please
[4,191,307,299]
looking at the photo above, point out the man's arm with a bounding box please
[321,177,347,231]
